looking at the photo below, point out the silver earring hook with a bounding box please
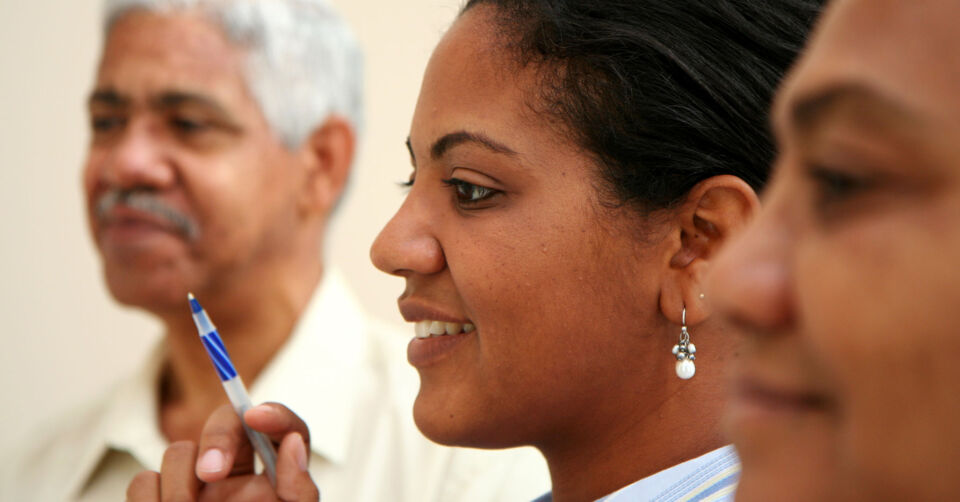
[674,305,696,379]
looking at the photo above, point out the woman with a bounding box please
[367,1,818,500]
[709,0,960,500]
[128,1,820,500]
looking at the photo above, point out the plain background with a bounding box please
[0,0,463,448]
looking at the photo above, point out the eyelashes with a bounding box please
[441,178,499,205]
[396,173,501,208]
[807,165,876,208]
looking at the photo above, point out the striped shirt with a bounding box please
[533,445,740,502]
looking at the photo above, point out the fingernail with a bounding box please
[292,433,307,471]
[250,403,274,416]
[197,449,225,473]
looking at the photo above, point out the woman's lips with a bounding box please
[398,302,477,368]
[407,330,472,368]
[728,377,832,423]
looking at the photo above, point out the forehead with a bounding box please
[776,0,960,129]
[96,10,247,99]
[411,7,556,152]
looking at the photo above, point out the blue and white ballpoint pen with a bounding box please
[188,293,278,486]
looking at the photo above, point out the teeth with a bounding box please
[413,320,475,339]
[415,321,431,339]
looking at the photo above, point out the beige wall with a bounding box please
[0,0,460,446]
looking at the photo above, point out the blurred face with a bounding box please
[371,7,675,449]
[85,11,305,311]
[710,1,960,500]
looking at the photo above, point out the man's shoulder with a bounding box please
[2,391,115,501]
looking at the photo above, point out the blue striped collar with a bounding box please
[533,445,740,502]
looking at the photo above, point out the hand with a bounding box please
[126,403,320,501]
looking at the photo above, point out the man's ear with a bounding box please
[296,115,356,216]
[659,175,760,326]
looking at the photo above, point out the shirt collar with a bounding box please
[598,445,740,502]
[532,445,741,502]
[64,340,168,498]
[67,268,369,495]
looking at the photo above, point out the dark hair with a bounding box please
[462,0,822,211]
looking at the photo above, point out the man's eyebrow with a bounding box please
[788,82,914,131]
[87,88,236,121]
[430,130,517,160]
[153,91,232,117]
[88,89,129,107]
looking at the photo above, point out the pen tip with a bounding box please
[187,293,202,314]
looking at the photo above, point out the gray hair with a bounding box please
[103,0,364,149]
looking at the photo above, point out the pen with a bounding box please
[188,293,278,487]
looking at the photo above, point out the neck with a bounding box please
[541,331,731,502]
[156,255,324,442]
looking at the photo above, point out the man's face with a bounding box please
[85,10,305,312]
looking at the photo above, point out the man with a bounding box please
[1,0,548,500]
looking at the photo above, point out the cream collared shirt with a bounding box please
[3,270,550,501]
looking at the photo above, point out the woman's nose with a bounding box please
[708,195,795,334]
[370,189,446,278]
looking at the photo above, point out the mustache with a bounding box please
[95,189,199,240]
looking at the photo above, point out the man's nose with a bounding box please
[98,119,176,190]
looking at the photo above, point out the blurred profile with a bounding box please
[710,0,960,500]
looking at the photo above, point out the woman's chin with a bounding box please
[412,393,527,450]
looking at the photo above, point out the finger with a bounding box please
[160,441,201,502]
[196,404,254,483]
[244,403,311,448]
[276,433,319,502]
[126,470,160,502]
[198,475,277,502]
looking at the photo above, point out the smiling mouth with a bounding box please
[733,379,831,415]
[414,320,476,339]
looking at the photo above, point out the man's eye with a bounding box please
[171,117,208,133]
[91,116,124,133]
[441,178,498,205]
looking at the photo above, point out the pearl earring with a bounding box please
[672,307,696,379]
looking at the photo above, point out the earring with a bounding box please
[672,307,696,379]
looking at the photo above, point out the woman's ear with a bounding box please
[296,115,356,217]
[660,175,760,326]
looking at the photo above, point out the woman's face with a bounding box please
[710,0,960,500]
[371,7,676,448]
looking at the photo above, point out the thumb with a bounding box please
[275,432,320,502]
[244,403,311,448]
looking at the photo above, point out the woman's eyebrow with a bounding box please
[786,82,916,133]
[430,130,517,160]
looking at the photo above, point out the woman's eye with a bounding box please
[441,178,499,205]
[807,165,876,210]
[398,173,415,189]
